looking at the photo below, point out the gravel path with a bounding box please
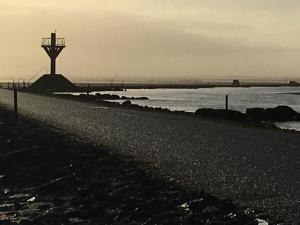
[0,107,258,225]
[0,89,299,224]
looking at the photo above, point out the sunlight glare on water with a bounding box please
[102,86,300,112]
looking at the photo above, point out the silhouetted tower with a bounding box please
[41,32,65,76]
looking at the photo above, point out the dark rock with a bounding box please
[135,97,149,100]
[94,93,101,98]
[245,108,266,121]
[195,108,246,121]
[94,93,120,100]
[93,94,148,101]
[122,100,131,106]
[266,106,299,121]
[246,105,299,121]
[102,94,120,100]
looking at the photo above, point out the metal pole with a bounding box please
[225,95,229,110]
[51,57,56,76]
[51,33,56,76]
[14,87,18,120]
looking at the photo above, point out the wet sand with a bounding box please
[0,107,259,224]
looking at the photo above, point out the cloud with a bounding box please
[65,11,290,58]
[0,1,300,80]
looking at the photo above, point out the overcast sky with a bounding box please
[0,0,299,81]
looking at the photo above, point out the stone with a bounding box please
[246,105,299,121]
[122,100,132,106]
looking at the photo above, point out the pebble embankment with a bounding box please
[0,89,299,224]
[0,107,261,224]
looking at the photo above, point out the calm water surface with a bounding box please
[101,87,300,131]
[101,87,300,111]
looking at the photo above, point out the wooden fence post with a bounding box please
[14,87,18,120]
[225,95,229,110]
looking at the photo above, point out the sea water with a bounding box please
[101,86,300,131]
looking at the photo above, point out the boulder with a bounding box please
[122,100,131,106]
[93,93,121,100]
[246,105,299,121]
[266,106,299,121]
[135,97,149,100]
[245,108,266,121]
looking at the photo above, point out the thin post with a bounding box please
[225,95,229,110]
[14,87,18,120]
[51,32,56,76]
[87,84,90,96]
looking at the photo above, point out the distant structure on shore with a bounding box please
[287,81,299,86]
[232,80,240,87]
[30,32,76,92]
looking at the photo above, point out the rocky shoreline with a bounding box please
[0,106,269,225]
[195,105,300,122]
[50,92,300,132]
[6,88,300,132]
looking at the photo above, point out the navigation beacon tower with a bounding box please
[41,32,65,76]
[30,32,75,92]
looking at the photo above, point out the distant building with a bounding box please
[287,81,299,86]
[232,80,240,87]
